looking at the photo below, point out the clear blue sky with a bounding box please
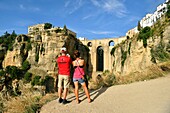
[0,0,165,39]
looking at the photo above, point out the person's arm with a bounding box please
[79,59,85,66]
[72,61,75,67]
[56,57,58,63]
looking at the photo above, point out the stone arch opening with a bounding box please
[109,40,115,46]
[96,46,104,71]
[87,42,92,47]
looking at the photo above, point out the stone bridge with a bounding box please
[79,36,126,76]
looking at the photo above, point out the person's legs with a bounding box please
[58,87,63,103]
[81,82,91,103]
[74,81,79,103]
[63,88,68,100]
[62,75,70,104]
[58,75,63,103]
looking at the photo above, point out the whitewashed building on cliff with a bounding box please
[126,0,170,37]
[140,0,170,28]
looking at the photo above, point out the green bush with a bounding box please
[128,42,131,55]
[40,75,54,86]
[150,48,157,63]
[31,76,41,86]
[44,23,52,29]
[22,60,31,71]
[121,47,127,67]
[8,43,13,51]
[138,26,153,48]
[0,31,17,51]
[166,5,170,18]
[150,43,170,62]
[26,42,32,51]
[110,47,115,56]
[24,72,32,83]
[0,70,5,76]
[54,29,62,33]
[5,66,22,80]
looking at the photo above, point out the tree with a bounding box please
[137,21,142,31]
[44,23,52,29]
[5,66,22,80]
[166,5,170,18]
[11,30,17,38]
[63,25,68,35]
[138,26,153,48]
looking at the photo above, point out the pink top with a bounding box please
[73,59,85,79]
[73,66,85,79]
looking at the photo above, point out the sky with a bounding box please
[0,0,166,40]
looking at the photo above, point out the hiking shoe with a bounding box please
[58,98,63,103]
[62,99,71,105]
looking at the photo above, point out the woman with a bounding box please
[72,50,92,104]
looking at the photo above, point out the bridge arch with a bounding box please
[87,42,92,47]
[96,46,104,71]
[109,40,115,46]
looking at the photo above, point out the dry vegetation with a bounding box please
[1,85,58,113]
[89,61,170,89]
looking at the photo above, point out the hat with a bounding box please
[60,47,67,53]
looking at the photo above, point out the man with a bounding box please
[56,47,72,104]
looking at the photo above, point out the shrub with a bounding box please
[110,47,116,56]
[138,26,153,48]
[24,72,32,83]
[26,42,32,51]
[31,76,41,86]
[150,42,170,62]
[22,60,31,71]
[54,29,62,33]
[5,66,22,80]
[0,70,5,76]
[102,70,116,87]
[166,5,170,18]
[44,23,52,29]
[121,47,127,67]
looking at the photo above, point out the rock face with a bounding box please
[112,25,170,76]
[2,33,91,78]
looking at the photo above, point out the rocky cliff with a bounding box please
[112,19,170,76]
[2,32,91,78]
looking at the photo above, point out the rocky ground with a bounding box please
[40,74,170,113]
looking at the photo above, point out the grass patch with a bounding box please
[3,86,58,113]
[115,64,167,85]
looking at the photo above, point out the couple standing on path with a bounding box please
[56,47,92,104]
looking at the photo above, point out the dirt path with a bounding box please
[40,75,170,113]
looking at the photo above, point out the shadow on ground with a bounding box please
[67,86,108,102]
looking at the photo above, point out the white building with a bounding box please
[140,0,170,28]
[140,14,154,28]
